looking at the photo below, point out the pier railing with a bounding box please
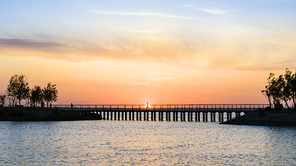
[52,104,270,112]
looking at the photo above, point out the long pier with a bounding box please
[52,104,269,122]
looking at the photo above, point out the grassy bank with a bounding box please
[0,107,102,121]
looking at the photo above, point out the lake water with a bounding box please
[0,121,295,165]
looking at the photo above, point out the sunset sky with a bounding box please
[0,0,296,104]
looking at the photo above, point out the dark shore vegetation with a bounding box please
[262,68,296,109]
[1,74,58,107]
[0,107,102,121]
[223,69,296,126]
[0,74,100,121]
[221,108,296,126]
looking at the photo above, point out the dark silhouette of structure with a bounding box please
[52,104,269,122]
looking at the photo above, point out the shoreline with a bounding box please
[221,110,296,126]
[0,107,102,121]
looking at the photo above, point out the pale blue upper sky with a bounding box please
[1,0,296,70]
[1,0,295,38]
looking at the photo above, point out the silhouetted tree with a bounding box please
[284,68,296,108]
[0,93,7,107]
[263,69,296,109]
[6,74,30,106]
[43,82,58,107]
[30,85,43,107]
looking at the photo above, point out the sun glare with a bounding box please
[145,102,151,109]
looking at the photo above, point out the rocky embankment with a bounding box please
[0,107,102,121]
[221,110,296,126]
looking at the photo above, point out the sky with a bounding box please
[0,0,296,104]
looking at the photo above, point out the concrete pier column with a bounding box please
[173,112,176,121]
[202,112,205,122]
[110,111,113,120]
[187,112,190,122]
[229,112,232,120]
[166,112,168,121]
[158,112,161,121]
[181,111,185,122]
[218,112,221,122]
[195,112,197,122]
[190,112,193,122]
[107,111,109,120]
[125,111,127,120]
[158,111,162,121]
[129,111,131,121]
[150,112,153,121]
[154,112,156,121]
[236,112,240,119]
[180,112,183,121]
[140,112,142,121]
[210,112,212,122]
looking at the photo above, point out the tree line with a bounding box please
[0,74,58,107]
[262,68,296,110]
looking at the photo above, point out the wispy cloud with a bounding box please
[196,8,228,14]
[114,29,163,33]
[124,72,182,86]
[91,11,207,21]
[183,4,228,15]
[0,38,64,50]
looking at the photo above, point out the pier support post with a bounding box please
[180,112,183,121]
[195,112,197,122]
[129,111,131,121]
[136,111,139,121]
[227,112,230,121]
[203,112,206,122]
[236,112,240,119]
[173,112,176,121]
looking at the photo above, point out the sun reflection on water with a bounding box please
[0,121,295,165]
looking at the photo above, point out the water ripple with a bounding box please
[0,121,295,165]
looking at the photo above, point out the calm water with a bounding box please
[0,121,295,165]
